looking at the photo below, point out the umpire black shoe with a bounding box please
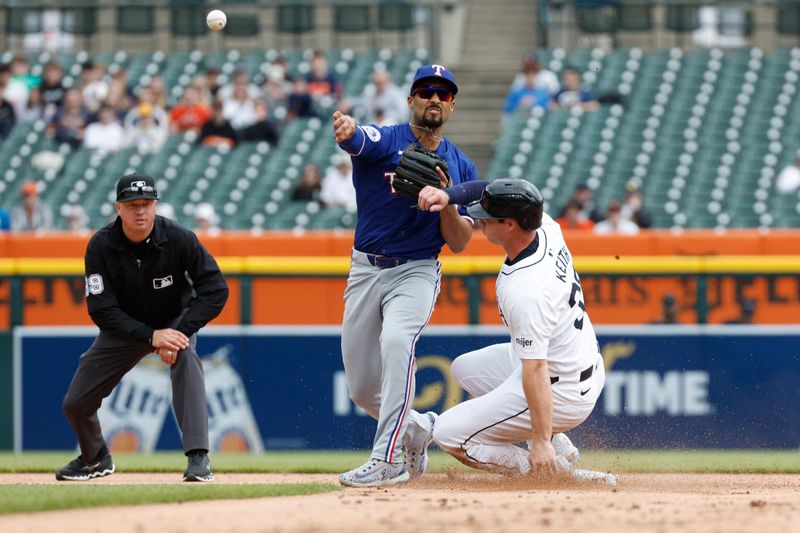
[55,453,115,481]
[183,450,214,482]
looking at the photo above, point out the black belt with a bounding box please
[365,254,410,269]
[550,363,594,385]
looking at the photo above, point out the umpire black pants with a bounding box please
[62,331,209,461]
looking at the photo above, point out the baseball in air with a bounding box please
[206,10,227,31]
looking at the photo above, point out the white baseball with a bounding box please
[206,9,227,31]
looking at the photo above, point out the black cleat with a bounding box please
[183,450,214,482]
[55,454,115,481]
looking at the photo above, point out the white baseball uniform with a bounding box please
[432,214,605,475]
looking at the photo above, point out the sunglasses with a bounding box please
[118,185,158,198]
[412,86,454,102]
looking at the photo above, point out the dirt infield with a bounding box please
[1,472,797,532]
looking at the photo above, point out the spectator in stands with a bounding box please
[372,108,391,128]
[287,77,316,121]
[199,100,237,148]
[347,69,407,126]
[650,293,679,324]
[62,204,89,232]
[503,67,551,125]
[10,55,40,90]
[84,105,125,154]
[551,67,598,112]
[239,100,280,145]
[205,67,222,99]
[725,299,756,325]
[148,76,168,109]
[0,207,10,231]
[106,69,134,121]
[19,86,44,123]
[124,87,168,134]
[292,164,323,202]
[80,62,109,115]
[776,150,800,194]
[11,180,53,232]
[305,50,342,100]
[271,53,290,81]
[263,70,289,118]
[559,182,602,223]
[223,86,257,130]
[190,74,214,106]
[124,103,167,154]
[218,68,261,104]
[50,88,90,149]
[40,62,65,120]
[0,86,16,139]
[2,57,31,119]
[320,154,356,210]
[194,203,221,235]
[511,53,560,95]
[620,181,653,229]
[169,87,212,134]
[594,200,640,235]
[556,200,594,231]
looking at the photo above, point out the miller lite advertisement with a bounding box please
[94,346,264,454]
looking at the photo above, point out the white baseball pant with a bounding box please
[432,343,605,475]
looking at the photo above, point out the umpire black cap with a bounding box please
[116,173,158,202]
[467,178,544,231]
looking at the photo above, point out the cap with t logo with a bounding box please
[116,173,158,202]
[410,64,458,95]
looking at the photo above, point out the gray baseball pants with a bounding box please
[62,330,208,461]
[341,249,441,464]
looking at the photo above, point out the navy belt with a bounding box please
[550,363,594,385]
[366,254,410,269]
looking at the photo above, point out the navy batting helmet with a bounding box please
[467,178,544,231]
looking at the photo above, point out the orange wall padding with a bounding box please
[3,229,800,258]
[2,230,800,328]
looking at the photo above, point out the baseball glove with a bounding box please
[393,143,451,198]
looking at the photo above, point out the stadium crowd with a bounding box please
[0,50,403,232]
[3,47,799,234]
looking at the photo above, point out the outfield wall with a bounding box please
[4,231,800,328]
[8,325,799,452]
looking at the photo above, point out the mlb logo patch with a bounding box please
[153,275,173,289]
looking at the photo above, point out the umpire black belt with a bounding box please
[550,364,594,385]
[366,254,411,269]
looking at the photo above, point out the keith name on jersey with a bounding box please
[554,245,572,284]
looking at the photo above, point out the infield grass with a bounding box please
[0,483,338,514]
[0,449,798,474]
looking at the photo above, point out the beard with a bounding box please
[419,107,444,129]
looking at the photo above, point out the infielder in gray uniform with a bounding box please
[333,65,478,486]
[56,173,229,482]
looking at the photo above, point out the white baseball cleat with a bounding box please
[339,459,410,487]
[551,433,580,471]
[403,411,437,478]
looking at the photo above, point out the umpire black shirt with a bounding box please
[84,215,229,344]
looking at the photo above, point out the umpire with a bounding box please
[56,173,229,482]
